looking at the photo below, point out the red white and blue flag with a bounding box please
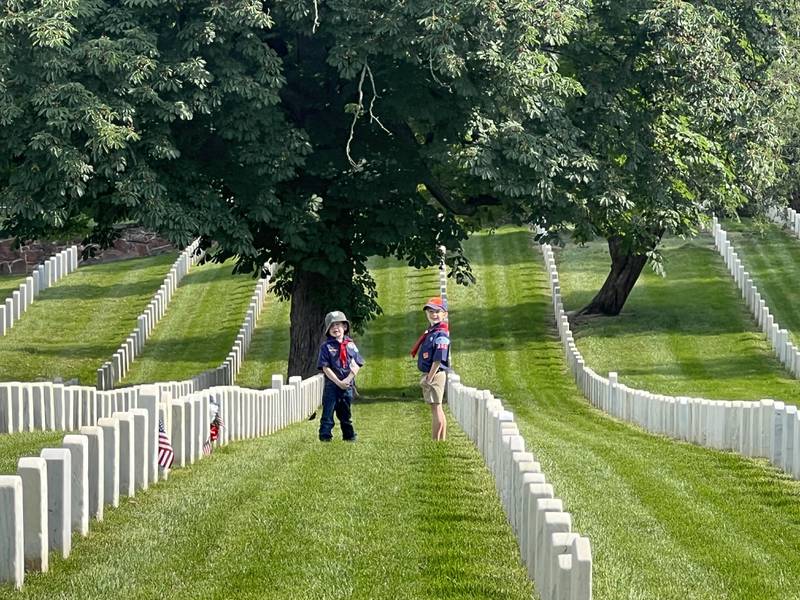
[158,419,174,468]
[203,413,224,457]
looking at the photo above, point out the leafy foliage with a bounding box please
[2,0,798,361]
[0,0,590,370]
[537,0,798,268]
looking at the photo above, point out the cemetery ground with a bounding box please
[0,253,177,385]
[722,219,800,349]
[449,228,800,599]
[1,224,800,598]
[0,253,534,600]
[121,259,257,385]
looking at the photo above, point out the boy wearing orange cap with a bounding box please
[410,297,450,441]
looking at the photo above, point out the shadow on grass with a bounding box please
[35,280,167,301]
[365,299,553,361]
[356,385,420,403]
[615,354,800,383]
[0,341,125,360]
[128,331,241,363]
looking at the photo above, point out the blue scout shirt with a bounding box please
[317,336,365,385]
[417,323,450,373]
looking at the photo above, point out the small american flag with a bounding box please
[158,419,174,468]
[202,413,224,456]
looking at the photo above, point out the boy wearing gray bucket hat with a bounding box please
[317,310,364,442]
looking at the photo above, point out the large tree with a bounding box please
[536,0,796,315]
[0,0,589,375]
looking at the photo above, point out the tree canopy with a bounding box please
[1,0,798,372]
[539,0,798,315]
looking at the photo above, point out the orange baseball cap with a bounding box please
[422,296,448,311]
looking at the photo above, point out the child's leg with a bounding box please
[435,403,447,441]
[423,373,447,441]
[429,403,446,440]
[319,385,337,441]
[335,388,356,441]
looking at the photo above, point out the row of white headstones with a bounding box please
[96,244,273,391]
[0,373,324,589]
[0,245,306,589]
[0,247,79,336]
[96,240,203,390]
[436,251,592,600]
[540,219,800,485]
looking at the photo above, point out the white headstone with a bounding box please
[16,458,48,573]
[78,426,104,522]
[62,435,89,536]
[0,476,24,589]
[112,412,135,497]
[97,418,120,508]
[40,448,72,558]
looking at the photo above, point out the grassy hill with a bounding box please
[448,228,800,600]
[0,254,176,384]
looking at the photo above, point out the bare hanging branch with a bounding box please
[312,0,320,33]
[345,60,393,171]
[345,63,367,170]
[428,50,452,90]
[365,63,392,136]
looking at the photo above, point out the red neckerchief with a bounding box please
[338,337,352,369]
[410,322,449,358]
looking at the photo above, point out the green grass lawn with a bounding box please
[5,228,800,599]
[236,294,291,388]
[0,431,66,475]
[0,254,177,385]
[0,256,533,600]
[448,227,800,600]
[0,274,27,304]
[554,233,800,404]
[722,218,800,349]
[121,260,257,385]
[0,406,532,600]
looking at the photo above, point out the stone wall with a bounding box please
[0,228,174,275]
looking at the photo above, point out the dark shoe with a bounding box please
[344,437,357,443]
[319,437,332,442]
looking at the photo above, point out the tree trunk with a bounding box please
[790,191,800,213]
[577,236,649,316]
[288,268,328,378]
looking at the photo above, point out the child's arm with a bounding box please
[336,360,360,387]
[426,360,442,384]
[322,366,350,390]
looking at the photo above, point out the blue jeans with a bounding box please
[319,383,356,441]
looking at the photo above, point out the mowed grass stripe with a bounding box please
[0,431,66,475]
[357,256,438,398]
[122,260,255,385]
[0,386,533,599]
[723,219,800,348]
[0,254,177,385]
[236,294,291,388]
[450,228,800,600]
[0,274,27,306]
[555,234,800,404]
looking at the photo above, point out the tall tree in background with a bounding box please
[0,0,589,375]
[539,0,795,315]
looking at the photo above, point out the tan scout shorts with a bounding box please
[420,371,447,405]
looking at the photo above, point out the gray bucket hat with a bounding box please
[323,310,350,334]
